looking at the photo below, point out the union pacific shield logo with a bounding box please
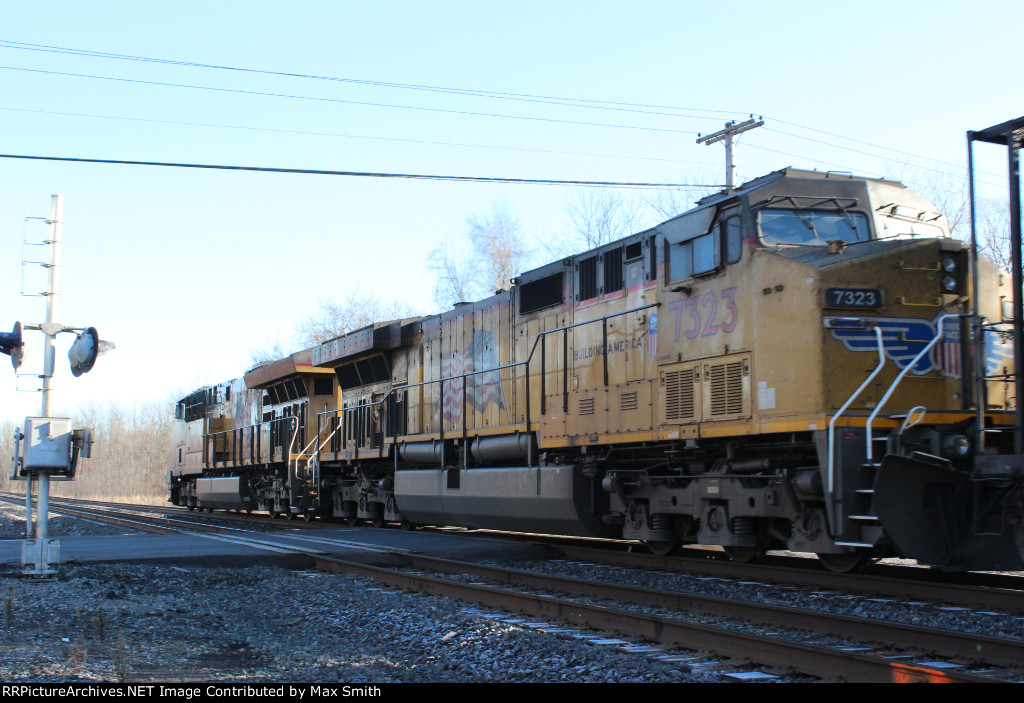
[827,317,939,375]
[934,317,962,379]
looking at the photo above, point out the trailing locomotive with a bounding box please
[168,167,1024,572]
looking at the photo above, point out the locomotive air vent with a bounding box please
[578,396,596,415]
[620,390,639,412]
[662,367,696,422]
[708,360,747,417]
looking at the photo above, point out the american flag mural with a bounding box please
[439,330,507,425]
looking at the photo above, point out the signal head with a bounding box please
[68,327,100,377]
[0,322,24,370]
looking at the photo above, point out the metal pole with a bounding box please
[34,195,61,547]
[967,135,985,450]
[41,194,61,418]
[1008,140,1024,453]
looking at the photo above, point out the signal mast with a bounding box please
[3,195,114,578]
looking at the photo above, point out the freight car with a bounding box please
[168,167,1024,572]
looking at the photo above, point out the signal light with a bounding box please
[0,322,24,370]
[67,327,114,377]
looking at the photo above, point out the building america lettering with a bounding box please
[572,334,648,362]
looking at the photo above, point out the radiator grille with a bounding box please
[708,360,745,417]
[663,368,696,421]
[578,396,596,415]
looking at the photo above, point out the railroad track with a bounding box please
[7,493,1024,615]
[3,494,1022,682]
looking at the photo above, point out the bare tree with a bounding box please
[0,400,175,504]
[467,200,528,294]
[428,240,478,309]
[894,166,972,238]
[644,173,720,222]
[430,200,529,310]
[895,165,1013,271]
[975,196,1012,271]
[551,189,644,257]
[546,180,717,260]
[247,338,289,366]
[296,293,413,347]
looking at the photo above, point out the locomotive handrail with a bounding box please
[865,313,965,465]
[314,301,661,464]
[827,325,885,495]
[286,417,300,479]
[202,415,297,468]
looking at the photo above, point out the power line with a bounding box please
[0,106,721,168]
[0,39,751,123]
[748,137,1005,190]
[0,153,723,189]
[0,65,705,135]
[1,39,998,187]
[766,117,971,173]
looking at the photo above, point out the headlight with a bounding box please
[942,256,956,273]
[942,274,957,291]
[941,434,971,459]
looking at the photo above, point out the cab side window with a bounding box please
[724,216,742,265]
[669,228,719,280]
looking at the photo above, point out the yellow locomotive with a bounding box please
[169,168,1023,571]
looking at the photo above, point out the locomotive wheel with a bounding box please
[817,552,869,573]
[399,518,417,531]
[371,516,386,529]
[642,539,678,556]
[302,513,314,523]
[187,504,195,512]
[346,515,360,526]
[724,546,764,563]
[283,512,295,521]
[268,511,280,520]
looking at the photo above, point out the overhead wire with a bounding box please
[763,124,1004,185]
[0,65,707,135]
[0,39,1001,191]
[0,153,725,189]
[0,39,752,122]
[0,38,993,180]
[0,106,722,168]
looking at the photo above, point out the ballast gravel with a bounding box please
[0,505,731,684]
[6,502,1020,683]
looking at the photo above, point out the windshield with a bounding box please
[759,208,871,246]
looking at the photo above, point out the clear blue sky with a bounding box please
[0,0,1018,422]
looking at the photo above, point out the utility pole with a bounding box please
[697,117,765,189]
